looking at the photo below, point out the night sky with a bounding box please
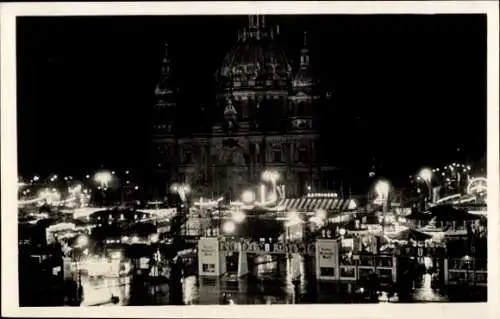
[16,15,487,185]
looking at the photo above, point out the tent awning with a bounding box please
[276,197,357,212]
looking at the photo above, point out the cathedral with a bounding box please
[151,15,336,201]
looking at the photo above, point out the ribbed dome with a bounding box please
[293,67,314,88]
[217,34,292,82]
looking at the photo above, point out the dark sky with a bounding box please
[17,14,486,183]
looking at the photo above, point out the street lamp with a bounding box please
[94,171,112,188]
[222,221,236,235]
[215,196,224,236]
[374,180,390,253]
[339,228,346,237]
[170,183,191,237]
[463,255,474,286]
[262,170,280,202]
[241,190,256,204]
[374,180,390,202]
[94,171,113,207]
[170,183,191,202]
[418,168,433,203]
[76,234,89,248]
[232,210,246,223]
[74,234,89,303]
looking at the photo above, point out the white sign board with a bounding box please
[198,237,220,277]
[318,242,335,268]
[315,239,338,280]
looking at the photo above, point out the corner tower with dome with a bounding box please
[151,15,335,200]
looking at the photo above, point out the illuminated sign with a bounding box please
[219,240,315,255]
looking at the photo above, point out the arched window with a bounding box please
[183,148,193,164]
[298,146,308,163]
[272,145,282,163]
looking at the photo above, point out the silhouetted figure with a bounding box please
[64,280,79,306]
[221,292,229,305]
[77,284,83,302]
[396,269,413,301]
[292,278,301,303]
[168,258,184,305]
[367,272,381,302]
[129,275,150,305]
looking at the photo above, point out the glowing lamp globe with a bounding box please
[76,235,89,248]
[241,190,256,204]
[223,221,236,234]
[232,211,246,223]
[419,168,433,182]
[374,180,390,199]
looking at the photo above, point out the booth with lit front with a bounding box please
[196,189,366,283]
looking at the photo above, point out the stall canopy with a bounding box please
[276,197,357,212]
[389,228,433,241]
[427,205,480,222]
[405,211,434,221]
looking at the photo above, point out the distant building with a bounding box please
[151,15,336,200]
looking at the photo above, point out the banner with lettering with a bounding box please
[219,240,315,256]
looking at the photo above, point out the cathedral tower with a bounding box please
[151,42,179,197]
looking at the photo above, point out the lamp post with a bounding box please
[222,220,236,235]
[217,196,224,236]
[262,170,280,202]
[418,168,433,205]
[75,235,89,303]
[241,190,256,205]
[463,255,475,286]
[374,180,390,253]
[94,171,113,207]
[170,183,191,237]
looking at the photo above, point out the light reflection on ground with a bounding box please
[412,274,447,302]
[80,275,131,306]
[76,255,483,306]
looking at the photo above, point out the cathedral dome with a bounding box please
[218,36,292,79]
[216,16,292,87]
[292,34,315,88]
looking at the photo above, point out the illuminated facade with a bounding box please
[151,16,335,200]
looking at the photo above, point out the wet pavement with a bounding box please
[78,272,486,306]
[75,255,486,306]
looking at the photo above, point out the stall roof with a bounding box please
[276,197,357,212]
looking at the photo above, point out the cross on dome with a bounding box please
[161,42,171,76]
[300,31,310,69]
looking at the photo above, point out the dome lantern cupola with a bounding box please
[161,42,171,77]
[293,31,314,88]
[300,31,310,70]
